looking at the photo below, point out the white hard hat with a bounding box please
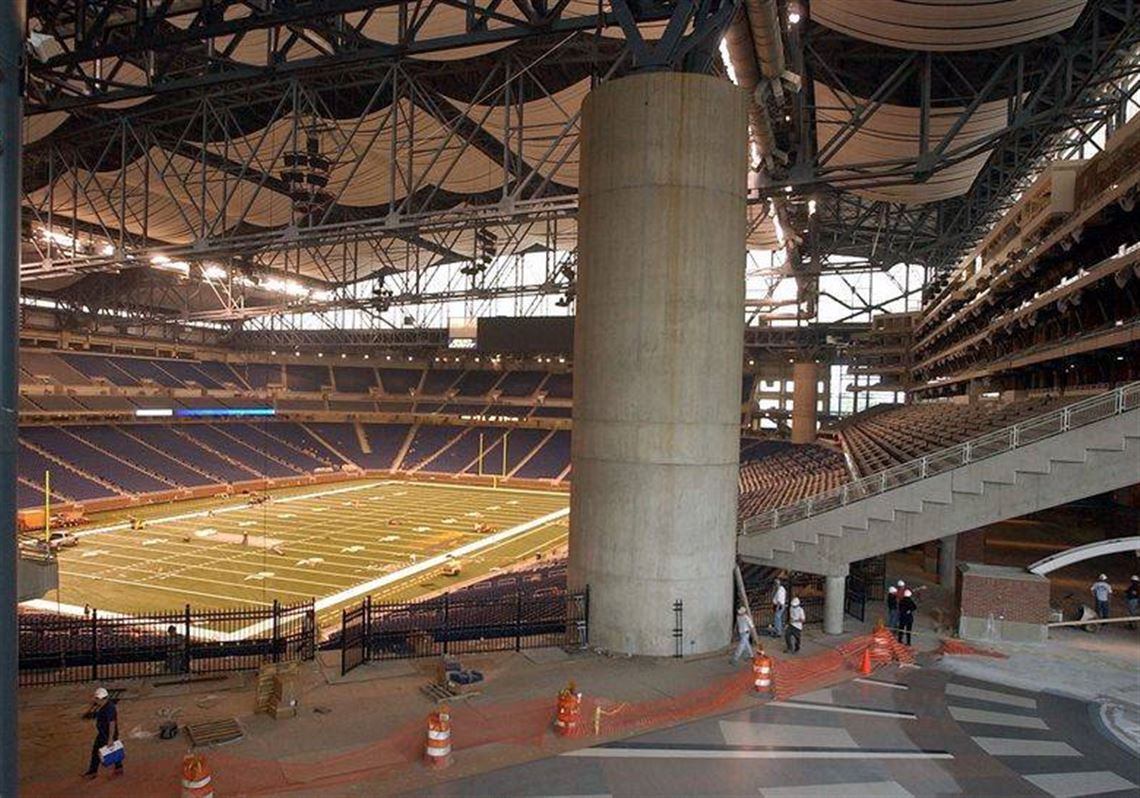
[1132,575,1139,582]
[888,586,898,594]
[94,687,109,700]
[1099,574,1108,581]
[737,606,747,614]
[791,597,800,607]
[897,580,906,587]
[904,589,913,598]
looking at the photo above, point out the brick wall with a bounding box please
[959,569,1049,624]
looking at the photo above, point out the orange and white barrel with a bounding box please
[425,708,452,768]
[752,652,773,694]
[554,683,582,736]
[181,754,214,798]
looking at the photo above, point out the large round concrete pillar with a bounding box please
[790,362,819,444]
[569,73,748,656]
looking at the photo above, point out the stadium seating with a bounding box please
[543,373,572,398]
[332,366,377,393]
[420,369,463,396]
[401,425,467,470]
[497,371,547,397]
[737,443,849,518]
[514,430,570,479]
[839,396,1068,476]
[378,368,421,395]
[17,442,115,502]
[21,426,173,494]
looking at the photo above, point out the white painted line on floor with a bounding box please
[1024,771,1137,798]
[760,781,913,798]
[945,683,1037,709]
[854,677,909,690]
[971,737,1081,757]
[948,706,1047,730]
[719,722,858,749]
[561,748,951,761]
[769,701,917,720]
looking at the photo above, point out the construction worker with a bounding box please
[1126,576,1139,628]
[771,578,787,638]
[1091,574,1113,619]
[897,589,917,646]
[731,606,757,664]
[886,585,899,632]
[785,597,805,654]
[82,687,122,780]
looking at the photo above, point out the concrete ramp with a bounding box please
[739,384,1140,574]
[1028,536,1140,575]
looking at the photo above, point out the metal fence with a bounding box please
[19,601,316,687]
[744,382,1140,532]
[341,588,588,675]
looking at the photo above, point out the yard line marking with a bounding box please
[1024,771,1137,798]
[80,549,107,558]
[971,738,1080,757]
[244,571,275,581]
[141,538,165,546]
[223,506,571,641]
[760,782,914,798]
[238,521,258,528]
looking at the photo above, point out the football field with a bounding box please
[32,480,569,627]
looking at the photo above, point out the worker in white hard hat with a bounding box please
[887,585,900,633]
[784,597,805,654]
[731,606,757,664]
[1091,574,1113,620]
[897,589,918,646]
[1126,575,1140,628]
[83,687,122,779]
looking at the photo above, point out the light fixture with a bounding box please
[271,350,277,356]
[788,1,803,24]
[363,355,370,360]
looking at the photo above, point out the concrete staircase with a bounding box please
[738,384,1140,574]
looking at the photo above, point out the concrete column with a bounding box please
[790,362,819,444]
[823,574,847,635]
[569,72,747,656]
[939,534,958,590]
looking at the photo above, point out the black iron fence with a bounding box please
[19,601,316,687]
[845,576,868,622]
[341,587,588,675]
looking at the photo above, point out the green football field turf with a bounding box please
[33,479,569,628]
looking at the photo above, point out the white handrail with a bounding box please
[742,382,1140,534]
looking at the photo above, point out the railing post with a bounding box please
[364,595,372,663]
[91,609,99,683]
[1116,387,1124,414]
[442,592,449,656]
[1061,407,1071,431]
[184,603,192,674]
[920,457,928,478]
[272,599,280,663]
[515,588,523,652]
[841,484,849,505]
[1011,426,1019,448]
[962,442,972,464]
[880,472,887,492]
[772,508,780,526]
[805,498,814,517]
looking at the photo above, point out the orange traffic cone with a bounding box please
[859,646,873,676]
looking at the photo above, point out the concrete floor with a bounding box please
[415,664,1139,798]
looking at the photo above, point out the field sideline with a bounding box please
[28,479,569,628]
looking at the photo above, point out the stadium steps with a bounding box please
[206,424,304,474]
[354,421,371,455]
[17,474,69,504]
[115,425,219,483]
[506,429,555,479]
[169,427,262,479]
[390,423,419,473]
[19,439,124,496]
[305,422,360,466]
[56,426,182,489]
[739,395,1140,575]
[407,426,469,473]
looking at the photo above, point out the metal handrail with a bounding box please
[741,382,1140,534]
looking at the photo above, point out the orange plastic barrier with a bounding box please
[181,754,214,798]
[424,707,452,768]
[554,682,582,736]
[752,651,773,694]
